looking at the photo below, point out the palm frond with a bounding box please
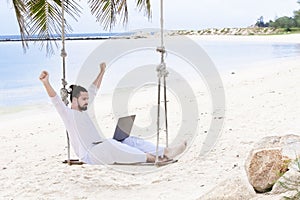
[12,0,29,50]
[26,0,62,53]
[136,0,151,19]
[10,0,152,54]
[12,0,81,54]
[53,0,81,22]
[115,0,128,26]
[88,0,151,30]
[88,0,118,30]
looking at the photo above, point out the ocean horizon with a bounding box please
[1,34,300,109]
[0,32,134,41]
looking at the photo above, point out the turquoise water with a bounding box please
[0,36,300,107]
[199,40,300,69]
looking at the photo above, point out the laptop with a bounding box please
[113,115,136,141]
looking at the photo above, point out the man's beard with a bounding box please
[78,103,88,111]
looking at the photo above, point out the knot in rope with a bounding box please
[61,78,68,87]
[60,87,69,105]
[60,78,69,105]
[156,62,169,78]
[156,46,166,54]
[61,48,67,58]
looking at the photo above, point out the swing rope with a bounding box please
[59,0,75,166]
[155,0,169,164]
[60,0,68,103]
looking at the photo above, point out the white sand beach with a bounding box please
[1,34,300,199]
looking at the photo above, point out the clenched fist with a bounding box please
[39,71,49,83]
[100,62,106,73]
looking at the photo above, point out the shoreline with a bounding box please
[1,28,300,42]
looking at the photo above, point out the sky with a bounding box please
[1,0,299,35]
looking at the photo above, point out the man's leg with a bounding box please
[122,136,164,157]
[163,141,187,159]
[88,139,147,164]
[122,136,187,159]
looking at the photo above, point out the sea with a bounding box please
[0,33,300,109]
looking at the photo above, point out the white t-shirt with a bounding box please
[51,84,102,163]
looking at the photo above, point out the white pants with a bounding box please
[122,136,164,157]
[86,136,164,165]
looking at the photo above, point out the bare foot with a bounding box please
[164,141,187,159]
[146,154,156,163]
[146,154,169,163]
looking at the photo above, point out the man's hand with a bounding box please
[39,70,56,97]
[39,71,49,84]
[93,62,106,89]
[100,62,106,73]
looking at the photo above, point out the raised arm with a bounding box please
[39,71,56,97]
[92,62,106,89]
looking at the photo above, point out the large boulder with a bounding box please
[245,134,300,193]
[245,148,290,192]
[199,175,257,200]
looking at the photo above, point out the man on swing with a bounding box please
[39,62,187,165]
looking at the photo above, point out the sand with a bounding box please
[1,34,300,199]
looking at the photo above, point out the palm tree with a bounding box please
[10,0,152,53]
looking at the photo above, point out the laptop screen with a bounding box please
[113,115,136,141]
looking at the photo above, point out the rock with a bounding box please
[271,161,300,195]
[199,175,256,200]
[245,148,289,192]
[245,134,300,193]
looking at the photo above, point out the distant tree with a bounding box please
[294,10,300,27]
[264,22,270,27]
[264,1,300,31]
[268,20,275,27]
[269,16,296,31]
[293,0,300,27]
[255,16,267,27]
